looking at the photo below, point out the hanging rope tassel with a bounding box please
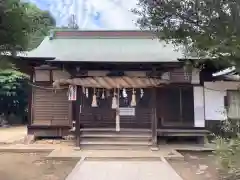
[101,89,105,99]
[91,88,98,107]
[112,89,117,109]
[86,88,89,98]
[122,88,127,98]
[140,88,144,98]
[82,87,85,94]
[131,88,136,107]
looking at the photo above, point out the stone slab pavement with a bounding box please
[66,158,183,180]
[0,126,26,144]
[46,148,184,160]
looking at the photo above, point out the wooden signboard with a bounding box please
[119,108,135,116]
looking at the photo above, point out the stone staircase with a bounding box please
[79,128,152,150]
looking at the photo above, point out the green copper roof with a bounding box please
[26,30,187,62]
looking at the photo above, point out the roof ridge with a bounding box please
[48,29,156,40]
[50,29,152,32]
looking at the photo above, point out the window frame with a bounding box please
[227,90,240,120]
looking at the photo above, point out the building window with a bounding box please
[227,91,240,119]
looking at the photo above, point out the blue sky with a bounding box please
[28,0,139,30]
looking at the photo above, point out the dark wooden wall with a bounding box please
[79,88,152,129]
[156,85,194,128]
[77,86,195,129]
[119,88,152,129]
[79,88,116,128]
[32,87,71,126]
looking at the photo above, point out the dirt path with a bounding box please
[0,126,26,144]
[0,153,78,180]
[168,152,219,180]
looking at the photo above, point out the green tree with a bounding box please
[135,0,240,68]
[0,1,56,124]
[136,1,240,179]
[0,0,56,54]
[26,3,56,49]
[0,69,28,124]
[0,0,30,54]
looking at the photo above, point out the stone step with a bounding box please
[80,140,152,150]
[79,128,152,150]
[80,128,151,134]
[80,129,151,137]
[80,140,151,146]
[81,136,151,142]
[80,145,151,150]
[81,133,151,139]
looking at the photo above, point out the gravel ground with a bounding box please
[0,152,78,180]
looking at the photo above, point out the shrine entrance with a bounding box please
[58,76,165,131]
[79,88,117,129]
[118,88,152,129]
[79,87,152,130]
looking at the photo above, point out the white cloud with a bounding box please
[32,0,139,29]
[85,0,138,30]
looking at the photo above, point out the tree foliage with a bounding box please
[214,119,240,180]
[0,69,28,121]
[135,0,240,68]
[0,69,27,96]
[0,0,56,123]
[0,0,56,53]
[0,0,31,53]
[25,3,56,49]
[136,1,240,178]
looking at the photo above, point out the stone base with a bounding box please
[24,134,35,145]
[74,147,81,151]
[151,146,159,151]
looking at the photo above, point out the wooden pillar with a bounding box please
[75,86,81,147]
[151,87,158,150]
[28,67,34,127]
